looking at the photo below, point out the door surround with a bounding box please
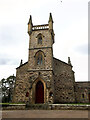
[32,77,46,104]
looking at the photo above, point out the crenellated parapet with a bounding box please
[32,24,49,31]
[28,13,54,35]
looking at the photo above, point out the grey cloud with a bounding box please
[0,24,27,47]
[0,58,8,65]
[0,58,19,65]
[0,53,19,65]
[74,44,88,55]
[0,24,28,66]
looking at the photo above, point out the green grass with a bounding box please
[0,103,25,105]
[0,103,90,105]
[54,103,90,105]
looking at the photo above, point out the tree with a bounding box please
[1,75,16,103]
[7,75,16,102]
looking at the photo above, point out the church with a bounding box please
[13,13,90,104]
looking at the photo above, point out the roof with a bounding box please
[53,57,72,67]
[16,62,28,69]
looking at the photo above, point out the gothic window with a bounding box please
[35,51,45,66]
[36,33,44,45]
[38,36,42,44]
[37,54,43,65]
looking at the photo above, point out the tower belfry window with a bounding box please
[37,54,43,65]
[38,36,42,44]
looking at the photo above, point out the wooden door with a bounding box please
[35,81,44,103]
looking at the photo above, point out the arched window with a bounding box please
[37,54,43,65]
[38,36,42,44]
[36,33,44,45]
[35,51,45,66]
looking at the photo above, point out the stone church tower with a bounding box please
[13,13,55,104]
[13,13,90,104]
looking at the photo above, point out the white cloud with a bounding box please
[0,65,16,79]
[0,0,88,81]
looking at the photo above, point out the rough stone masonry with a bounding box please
[13,13,90,104]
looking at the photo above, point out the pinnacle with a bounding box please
[28,15,32,25]
[49,13,53,23]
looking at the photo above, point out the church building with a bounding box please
[13,13,90,104]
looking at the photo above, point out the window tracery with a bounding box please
[35,51,45,66]
[36,33,44,45]
[38,36,42,44]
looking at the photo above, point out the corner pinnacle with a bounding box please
[28,15,33,25]
[49,13,53,23]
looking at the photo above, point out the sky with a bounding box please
[0,0,89,81]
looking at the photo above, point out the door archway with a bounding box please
[35,81,44,103]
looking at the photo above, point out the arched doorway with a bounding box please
[35,81,44,103]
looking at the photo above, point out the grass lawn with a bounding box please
[0,103,25,105]
[0,103,90,105]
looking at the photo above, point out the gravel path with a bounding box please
[1,110,89,118]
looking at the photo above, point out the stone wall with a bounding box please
[12,16,90,104]
[27,28,54,104]
[28,48,53,71]
[75,82,90,103]
[13,62,29,103]
[53,57,76,103]
[13,64,54,104]
[13,27,55,104]
[13,58,90,104]
[29,30,53,49]
[27,70,54,104]
[28,29,53,71]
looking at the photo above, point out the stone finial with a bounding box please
[48,13,53,23]
[20,59,23,66]
[28,15,33,35]
[48,13,53,32]
[28,15,33,25]
[68,57,72,66]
